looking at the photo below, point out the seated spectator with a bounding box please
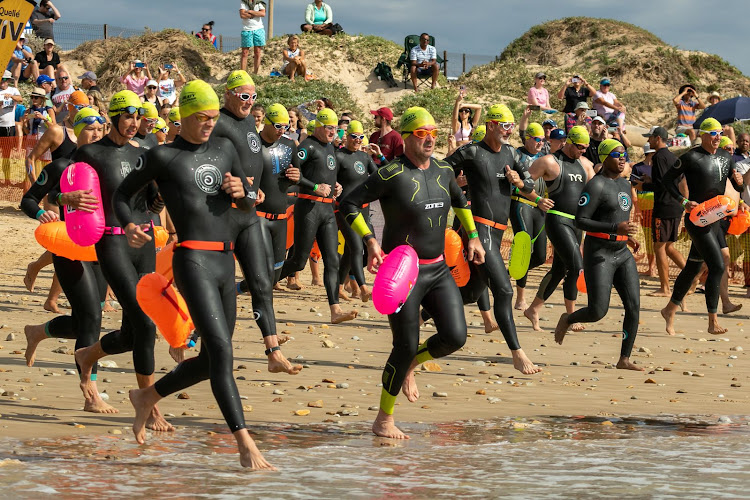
[141,79,163,115]
[23,87,54,138]
[301,0,334,36]
[30,0,60,41]
[120,60,152,96]
[528,72,553,111]
[288,107,305,143]
[8,34,38,87]
[708,91,721,106]
[195,21,218,48]
[157,63,186,105]
[565,101,593,132]
[251,103,265,132]
[78,71,107,118]
[733,133,750,163]
[368,106,403,164]
[34,38,60,79]
[282,35,307,81]
[673,84,705,142]
[593,78,626,129]
[451,89,481,148]
[557,74,596,115]
[409,33,439,92]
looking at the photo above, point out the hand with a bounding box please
[314,99,325,110]
[740,202,748,214]
[246,176,254,186]
[221,172,246,199]
[285,166,300,183]
[522,106,533,117]
[369,144,382,157]
[627,236,641,254]
[733,170,743,186]
[641,174,652,184]
[684,200,698,212]
[38,210,59,223]
[616,221,639,235]
[466,237,485,265]
[171,63,179,72]
[166,232,178,245]
[62,189,99,213]
[334,182,343,198]
[124,223,153,248]
[537,197,554,212]
[315,183,332,197]
[255,189,265,206]
[504,165,523,188]
[456,170,467,188]
[130,61,135,71]
[365,238,384,274]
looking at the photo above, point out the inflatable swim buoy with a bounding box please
[136,273,196,349]
[576,269,587,294]
[372,245,419,315]
[444,229,469,286]
[508,231,532,280]
[689,195,737,227]
[155,242,175,281]
[153,226,169,250]
[35,221,97,261]
[728,210,750,236]
[60,162,105,246]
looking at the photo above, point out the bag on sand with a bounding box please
[374,61,398,88]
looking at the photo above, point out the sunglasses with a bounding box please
[488,120,515,130]
[350,133,365,140]
[608,151,628,159]
[59,76,69,81]
[71,104,90,111]
[574,143,589,151]
[145,117,158,124]
[232,91,257,102]
[412,128,438,139]
[146,86,157,90]
[73,115,106,127]
[529,136,543,143]
[202,28,211,31]
[111,106,147,116]
[459,108,470,113]
[272,122,290,130]
[703,130,722,137]
[195,114,219,123]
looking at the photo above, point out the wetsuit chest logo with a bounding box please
[424,202,444,210]
[567,173,583,183]
[247,132,261,153]
[353,161,366,175]
[271,144,293,174]
[618,192,632,211]
[120,161,132,178]
[194,164,222,195]
[578,193,590,206]
[327,154,335,171]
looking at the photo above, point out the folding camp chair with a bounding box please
[395,34,445,90]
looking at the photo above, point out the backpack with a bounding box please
[330,23,344,35]
[374,62,397,88]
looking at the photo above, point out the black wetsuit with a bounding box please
[663,147,743,313]
[21,157,109,378]
[279,135,339,304]
[114,135,254,433]
[133,131,159,150]
[567,174,639,357]
[255,135,299,283]
[509,147,548,289]
[335,147,377,287]
[446,141,535,351]
[212,108,276,338]
[536,150,588,302]
[341,156,471,406]
[72,136,158,377]
[51,126,77,161]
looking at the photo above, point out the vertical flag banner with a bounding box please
[0,0,35,68]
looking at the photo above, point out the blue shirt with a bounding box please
[7,45,30,71]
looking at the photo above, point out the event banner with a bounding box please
[0,0,35,68]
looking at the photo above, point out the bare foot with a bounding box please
[277,335,291,345]
[331,309,358,324]
[273,283,284,291]
[43,299,60,314]
[146,404,174,432]
[129,388,156,444]
[511,349,542,374]
[338,287,352,301]
[648,290,670,297]
[680,300,690,313]
[102,301,116,312]
[484,321,499,334]
[708,322,728,335]
[524,307,543,332]
[722,303,742,315]
[238,438,277,470]
[570,323,586,332]
[24,324,46,367]
[267,350,302,375]
[401,371,419,402]
[82,381,119,413]
[554,313,570,345]
[514,300,528,311]
[616,357,645,371]
[360,287,371,303]
[311,278,323,287]
[169,345,186,363]
[286,281,303,291]
[661,306,676,335]
[372,413,410,439]
[24,262,40,292]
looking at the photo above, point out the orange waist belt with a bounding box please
[175,240,235,251]
[256,210,288,220]
[298,193,334,203]
[587,232,627,242]
[473,215,507,231]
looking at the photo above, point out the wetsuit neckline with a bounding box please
[172,135,207,153]
[220,107,245,121]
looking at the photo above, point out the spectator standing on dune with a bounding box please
[240,0,266,74]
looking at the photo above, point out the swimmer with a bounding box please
[132,101,159,150]
[166,106,180,143]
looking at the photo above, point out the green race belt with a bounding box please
[547,209,575,220]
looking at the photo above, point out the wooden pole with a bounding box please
[268,0,274,39]
[219,35,223,52]
[443,50,447,78]
[462,53,466,74]
[103,24,108,40]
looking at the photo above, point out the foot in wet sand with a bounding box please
[661,306,676,335]
[331,308,358,324]
[554,313,570,345]
[83,381,118,413]
[616,356,645,371]
[511,348,542,374]
[24,324,46,366]
[722,303,742,315]
[237,431,277,470]
[372,412,410,439]
[268,350,302,375]
[146,404,174,432]
[524,306,543,332]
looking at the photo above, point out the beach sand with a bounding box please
[0,202,748,442]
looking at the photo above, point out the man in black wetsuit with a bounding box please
[68,91,172,433]
[554,139,644,371]
[661,118,746,335]
[524,125,596,333]
[132,101,159,150]
[211,70,301,376]
[445,103,542,375]
[335,119,377,302]
[341,106,485,439]
[115,80,275,470]
[278,107,358,324]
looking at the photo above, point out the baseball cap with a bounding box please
[643,144,656,155]
[549,128,566,140]
[37,75,54,85]
[145,79,158,88]
[542,119,556,128]
[600,78,611,86]
[535,72,546,79]
[43,38,55,46]
[574,101,589,110]
[370,107,394,121]
[642,126,668,140]
[709,91,721,98]
[592,116,606,125]
[78,71,97,81]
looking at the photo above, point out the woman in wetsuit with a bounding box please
[553,139,644,371]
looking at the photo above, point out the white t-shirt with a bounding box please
[0,86,20,127]
[593,90,617,116]
[159,79,177,105]
[735,159,750,205]
[241,2,265,31]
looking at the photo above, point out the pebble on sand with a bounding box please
[308,400,324,408]
[177,392,190,399]
[294,409,311,416]
[421,361,442,372]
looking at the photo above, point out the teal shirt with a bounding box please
[313,5,326,24]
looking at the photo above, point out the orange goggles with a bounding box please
[411,128,438,139]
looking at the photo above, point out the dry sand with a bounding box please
[0,201,748,443]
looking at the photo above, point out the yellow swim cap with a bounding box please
[400,106,435,136]
[526,122,544,138]
[108,90,142,116]
[168,107,181,123]
[347,120,364,134]
[179,80,220,119]
[264,103,290,125]
[73,107,103,137]
[719,136,733,148]
[316,108,338,127]
[700,118,722,133]
[307,119,316,133]
[152,117,168,134]
[598,138,624,162]
[141,101,159,119]
[226,70,255,90]
[567,125,590,146]
[471,124,486,142]
[485,104,514,123]
[362,135,369,146]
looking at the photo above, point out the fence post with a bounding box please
[103,24,108,40]
[462,53,466,74]
[443,50,447,78]
[219,35,223,52]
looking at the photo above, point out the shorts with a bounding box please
[241,28,266,48]
[417,67,433,76]
[652,216,680,243]
[718,217,730,249]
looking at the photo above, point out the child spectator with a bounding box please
[120,60,153,96]
[157,63,186,105]
[282,35,307,81]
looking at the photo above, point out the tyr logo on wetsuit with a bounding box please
[194,164,222,194]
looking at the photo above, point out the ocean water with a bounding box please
[1,415,749,499]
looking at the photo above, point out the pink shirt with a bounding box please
[121,74,148,96]
[528,86,549,108]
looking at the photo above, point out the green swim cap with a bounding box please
[471,124,486,142]
[485,104,514,123]
[400,106,435,135]
[152,117,168,133]
[264,103,290,125]
[316,108,338,127]
[719,136,733,148]
[226,70,255,90]
[108,90,142,116]
[168,107,181,123]
[567,125,590,146]
[141,101,159,119]
[179,80,219,119]
[598,138,623,162]
[307,119,316,133]
[73,107,103,137]
[347,120,364,134]
[526,122,544,138]
[700,118,722,133]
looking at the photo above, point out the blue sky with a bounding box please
[52,0,750,77]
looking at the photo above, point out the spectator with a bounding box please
[195,21,218,49]
[548,128,566,154]
[50,66,75,124]
[733,133,750,162]
[120,60,152,96]
[251,103,265,132]
[707,91,721,106]
[159,102,172,121]
[673,84,705,143]
[240,0,266,74]
[34,38,60,79]
[451,88,481,148]
[557,74,596,115]
[631,143,657,276]
[297,97,333,121]
[23,87,54,139]
[368,106,402,164]
[8,34,38,87]
[702,91,736,144]
[409,33,439,92]
[584,116,607,164]
[141,79,163,115]
[527,72,553,111]
[157,63,186,105]
[281,35,307,82]
[14,97,26,153]
[0,71,22,185]
[565,101,593,133]
[301,0,334,36]
[30,0,61,41]
[287,107,305,143]
[78,71,107,118]
[593,78,626,129]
